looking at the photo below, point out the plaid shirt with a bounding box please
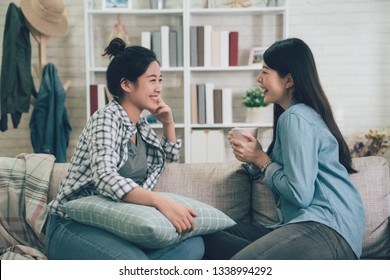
[48,100,182,217]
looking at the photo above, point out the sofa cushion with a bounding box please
[251,178,279,225]
[153,161,252,222]
[59,192,236,249]
[350,156,390,259]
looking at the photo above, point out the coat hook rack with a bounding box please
[28,23,72,92]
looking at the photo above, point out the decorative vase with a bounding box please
[245,106,272,123]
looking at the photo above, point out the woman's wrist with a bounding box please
[259,158,273,173]
[162,122,176,143]
[254,155,272,172]
[162,122,175,128]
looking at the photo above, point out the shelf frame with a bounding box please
[84,0,289,163]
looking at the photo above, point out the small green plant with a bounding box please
[242,87,268,108]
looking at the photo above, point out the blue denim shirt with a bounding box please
[248,103,365,258]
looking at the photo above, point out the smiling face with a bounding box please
[122,60,162,114]
[256,63,294,110]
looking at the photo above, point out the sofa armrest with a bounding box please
[48,163,69,202]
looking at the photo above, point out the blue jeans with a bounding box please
[204,221,357,260]
[45,214,205,260]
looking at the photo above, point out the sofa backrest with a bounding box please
[154,161,252,222]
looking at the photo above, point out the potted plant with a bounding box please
[242,87,271,123]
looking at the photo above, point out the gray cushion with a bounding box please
[59,192,236,249]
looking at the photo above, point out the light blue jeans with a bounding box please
[45,214,205,260]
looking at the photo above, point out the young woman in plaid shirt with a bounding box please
[45,38,204,260]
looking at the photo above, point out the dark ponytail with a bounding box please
[102,37,126,59]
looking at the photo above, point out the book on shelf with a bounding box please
[229,31,239,66]
[141,31,151,49]
[206,129,225,163]
[205,83,214,124]
[191,84,198,124]
[89,84,98,116]
[97,84,106,110]
[192,84,233,125]
[143,27,182,67]
[191,26,238,68]
[190,26,198,67]
[190,129,207,163]
[90,84,110,116]
[211,30,221,67]
[222,88,233,124]
[176,26,184,67]
[195,25,215,67]
[151,31,162,64]
[169,30,177,67]
[220,30,230,67]
[196,26,204,67]
[190,129,225,163]
[203,25,212,67]
[213,89,223,124]
[196,84,206,124]
[160,25,170,68]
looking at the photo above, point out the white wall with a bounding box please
[0,0,389,162]
[288,0,390,136]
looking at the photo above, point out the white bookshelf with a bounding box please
[84,0,288,163]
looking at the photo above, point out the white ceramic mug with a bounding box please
[232,127,258,141]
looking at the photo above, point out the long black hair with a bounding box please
[102,38,159,101]
[264,38,357,174]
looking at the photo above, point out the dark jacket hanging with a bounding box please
[29,63,72,163]
[0,3,36,132]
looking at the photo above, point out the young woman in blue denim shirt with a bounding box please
[46,38,204,260]
[204,38,365,259]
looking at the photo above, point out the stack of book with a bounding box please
[190,25,239,67]
[191,83,232,125]
[89,84,113,116]
[190,129,225,163]
[141,26,184,68]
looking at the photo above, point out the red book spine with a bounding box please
[229,31,239,66]
[89,84,98,116]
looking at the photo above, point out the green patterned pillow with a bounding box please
[59,192,236,249]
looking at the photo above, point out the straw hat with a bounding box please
[20,0,68,37]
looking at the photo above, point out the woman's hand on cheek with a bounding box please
[152,97,174,125]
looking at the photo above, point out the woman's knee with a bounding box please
[186,236,205,259]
